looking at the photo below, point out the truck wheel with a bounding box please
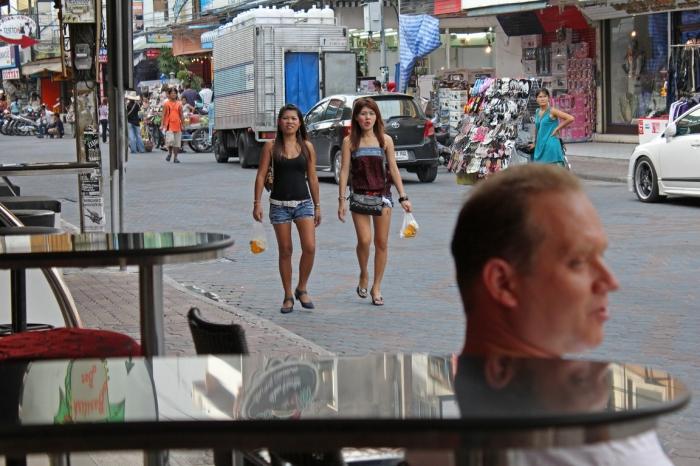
[214,135,229,163]
[332,149,342,184]
[416,165,438,183]
[239,132,257,168]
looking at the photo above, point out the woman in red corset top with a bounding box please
[337,97,413,306]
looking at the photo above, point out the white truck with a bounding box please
[212,8,357,167]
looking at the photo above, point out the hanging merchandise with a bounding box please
[447,78,536,185]
[667,44,700,110]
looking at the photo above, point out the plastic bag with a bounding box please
[249,221,268,254]
[400,212,419,239]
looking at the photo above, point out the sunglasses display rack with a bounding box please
[447,78,537,185]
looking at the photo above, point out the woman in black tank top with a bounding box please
[253,104,321,314]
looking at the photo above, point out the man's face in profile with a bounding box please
[511,190,619,355]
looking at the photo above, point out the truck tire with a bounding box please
[416,165,438,183]
[238,132,254,168]
[214,135,229,163]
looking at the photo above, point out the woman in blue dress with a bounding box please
[528,88,575,166]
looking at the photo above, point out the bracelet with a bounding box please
[398,195,409,203]
[253,200,260,204]
[314,203,321,208]
[338,196,345,201]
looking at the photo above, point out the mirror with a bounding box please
[666,123,677,138]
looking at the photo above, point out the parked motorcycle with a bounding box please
[181,113,212,153]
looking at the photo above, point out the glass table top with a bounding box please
[0,232,234,268]
[0,353,687,427]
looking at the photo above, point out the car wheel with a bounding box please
[634,157,661,203]
[416,165,438,183]
[333,149,342,185]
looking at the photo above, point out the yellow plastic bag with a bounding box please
[249,221,268,254]
[400,212,419,239]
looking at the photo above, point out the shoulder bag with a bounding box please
[264,157,274,192]
[348,148,386,216]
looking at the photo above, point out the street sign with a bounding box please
[320,38,347,48]
[145,49,161,59]
[1,68,20,80]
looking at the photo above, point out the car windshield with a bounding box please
[373,98,421,120]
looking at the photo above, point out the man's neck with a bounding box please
[462,309,558,358]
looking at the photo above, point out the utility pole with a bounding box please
[378,0,387,85]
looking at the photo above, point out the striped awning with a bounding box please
[200,29,220,48]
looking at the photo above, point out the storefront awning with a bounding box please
[577,0,700,21]
[133,35,172,51]
[462,0,548,17]
[21,57,62,76]
[200,29,220,49]
[498,5,590,36]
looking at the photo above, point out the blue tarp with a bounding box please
[284,52,319,115]
[399,14,441,92]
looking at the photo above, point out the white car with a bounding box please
[628,103,700,202]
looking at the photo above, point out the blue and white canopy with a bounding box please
[200,29,220,49]
[398,14,441,92]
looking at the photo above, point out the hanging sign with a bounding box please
[0,15,38,48]
[62,0,96,24]
[0,45,16,68]
[145,49,161,59]
[2,68,20,80]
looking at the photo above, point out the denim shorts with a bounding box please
[269,199,314,225]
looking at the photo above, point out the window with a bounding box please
[676,107,700,136]
[374,98,421,119]
[324,99,344,121]
[305,102,327,125]
[608,14,668,126]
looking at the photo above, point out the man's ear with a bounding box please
[484,354,516,389]
[481,258,519,309]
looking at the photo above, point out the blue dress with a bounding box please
[534,107,565,165]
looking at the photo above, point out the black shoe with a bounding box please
[356,285,368,299]
[280,296,294,314]
[165,154,171,162]
[294,289,315,309]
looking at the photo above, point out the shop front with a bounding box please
[172,21,216,87]
[579,1,700,138]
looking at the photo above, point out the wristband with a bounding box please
[398,195,409,203]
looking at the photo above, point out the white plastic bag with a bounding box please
[249,221,268,254]
[400,212,419,239]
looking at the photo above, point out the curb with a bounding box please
[573,173,627,184]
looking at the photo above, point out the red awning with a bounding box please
[535,5,590,32]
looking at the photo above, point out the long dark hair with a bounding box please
[350,97,385,152]
[272,104,309,161]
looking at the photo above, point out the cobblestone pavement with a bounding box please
[2,136,699,464]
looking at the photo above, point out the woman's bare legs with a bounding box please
[294,217,316,303]
[351,212,372,292]
[370,207,392,303]
[273,222,294,306]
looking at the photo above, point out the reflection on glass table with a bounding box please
[0,353,687,463]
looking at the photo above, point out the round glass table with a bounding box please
[0,232,234,356]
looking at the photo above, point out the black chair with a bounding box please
[187,307,249,356]
[187,307,252,466]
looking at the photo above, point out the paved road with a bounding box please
[2,136,699,464]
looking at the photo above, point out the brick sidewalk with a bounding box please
[61,267,332,358]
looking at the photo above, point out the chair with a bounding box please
[187,307,249,355]
[187,307,251,466]
[0,328,142,361]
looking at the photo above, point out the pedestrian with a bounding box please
[199,85,213,107]
[337,97,413,306]
[253,104,321,314]
[161,87,184,163]
[98,97,109,143]
[181,82,200,108]
[433,164,672,465]
[528,88,574,166]
[10,97,20,115]
[35,107,49,138]
[125,90,145,153]
[46,113,64,139]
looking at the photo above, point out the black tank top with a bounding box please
[270,154,311,201]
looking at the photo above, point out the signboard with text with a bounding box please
[2,68,20,80]
[0,45,17,69]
